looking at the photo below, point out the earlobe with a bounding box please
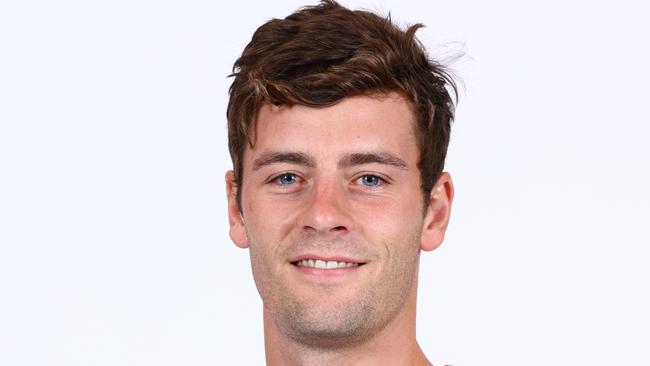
[225,170,249,249]
[421,172,454,252]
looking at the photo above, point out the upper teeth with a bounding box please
[295,259,360,269]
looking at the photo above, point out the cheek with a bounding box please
[351,192,423,231]
[351,193,424,259]
[243,194,298,248]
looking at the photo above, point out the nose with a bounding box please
[299,179,352,236]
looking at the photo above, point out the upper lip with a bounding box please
[289,254,367,264]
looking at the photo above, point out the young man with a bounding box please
[225,1,457,364]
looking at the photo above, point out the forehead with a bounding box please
[245,92,419,166]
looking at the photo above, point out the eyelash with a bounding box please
[272,173,303,186]
[354,174,387,188]
[268,173,388,188]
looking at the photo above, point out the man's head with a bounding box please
[227,0,456,211]
[225,0,456,351]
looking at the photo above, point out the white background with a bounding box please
[1,0,649,365]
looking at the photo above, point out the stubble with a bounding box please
[248,229,422,350]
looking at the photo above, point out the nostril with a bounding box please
[301,224,349,234]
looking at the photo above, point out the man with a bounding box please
[225,1,457,364]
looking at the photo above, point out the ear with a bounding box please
[225,170,249,249]
[421,172,454,252]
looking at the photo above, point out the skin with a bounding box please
[226,92,454,366]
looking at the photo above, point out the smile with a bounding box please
[293,259,362,269]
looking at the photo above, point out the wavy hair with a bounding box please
[227,0,457,210]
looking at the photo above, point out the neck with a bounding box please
[262,276,432,366]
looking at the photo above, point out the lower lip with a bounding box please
[292,264,364,278]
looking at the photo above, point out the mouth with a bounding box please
[290,258,366,269]
[289,257,366,280]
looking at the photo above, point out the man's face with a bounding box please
[226,92,452,347]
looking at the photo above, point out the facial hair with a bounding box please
[247,229,422,350]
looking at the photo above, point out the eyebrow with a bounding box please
[338,152,408,170]
[252,150,408,171]
[252,152,315,171]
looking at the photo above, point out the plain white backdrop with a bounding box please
[1,0,649,365]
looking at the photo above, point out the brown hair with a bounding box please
[227,0,457,210]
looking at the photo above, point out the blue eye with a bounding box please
[360,175,382,187]
[276,173,298,185]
